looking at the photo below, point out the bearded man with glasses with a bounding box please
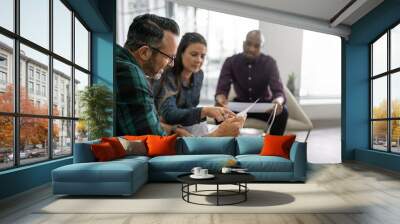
[116,14,244,137]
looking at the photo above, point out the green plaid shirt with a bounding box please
[115,45,166,136]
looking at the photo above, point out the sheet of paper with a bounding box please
[228,102,274,113]
[183,121,209,136]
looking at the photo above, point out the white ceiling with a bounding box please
[172,0,384,38]
[224,0,353,23]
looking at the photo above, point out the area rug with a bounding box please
[38,183,362,214]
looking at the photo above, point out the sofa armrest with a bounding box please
[289,142,307,181]
[73,140,100,163]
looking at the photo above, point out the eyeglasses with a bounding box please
[148,46,175,66]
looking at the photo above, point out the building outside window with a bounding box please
[0,0,91,170]
[371,23,400,154]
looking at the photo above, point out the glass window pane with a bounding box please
[75,18,89,70]
[20,44,49,115]
[0,0,14,31]
[0,116,14,170]
[0,35,14,112]
[372,33,387,76]
[20,117,49,165]
[391,120,400,153]
[20,0,49,49]
[372,77,387,119]
[53,119,72,158]
[74,69,89,118]
[391,24,400,70]
[53,0,72,60]
[75,120,88,143]
[53,59,72,117]
[391,72,400,118]
[372,121,388,151]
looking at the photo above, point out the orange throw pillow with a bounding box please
[101,137,126,158]
[124,135,149,141]
[260,134,296,159]
[91,142,118,161]
[146,134,177,157]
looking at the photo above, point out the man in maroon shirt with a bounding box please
[215,30,288,135]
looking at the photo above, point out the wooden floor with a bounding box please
[1,162,400,224]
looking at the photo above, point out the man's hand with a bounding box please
[266,97,284,115]
[208,116,245,137]
[201,106,235,122]
[215,94,228,107]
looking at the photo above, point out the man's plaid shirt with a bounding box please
[115,45,166,136]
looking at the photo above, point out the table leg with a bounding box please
[195,184,197,192]
[217,184,219,206]
[245,183,247,201]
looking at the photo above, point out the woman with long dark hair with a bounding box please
[153,32,235,135]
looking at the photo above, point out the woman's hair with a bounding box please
[155,32,207,101]
[170,32,207,77]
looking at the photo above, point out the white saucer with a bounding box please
[190,174,215,179]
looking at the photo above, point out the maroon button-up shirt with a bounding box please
[215,53,285,103]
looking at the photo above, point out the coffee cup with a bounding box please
[221,167,232,174]
[199,169,208,176]
[191,167,202,176]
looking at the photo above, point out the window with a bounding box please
[75,18,89,70]
[370,23,400,154]
[42,85,46,97]
[35,70,41,81]
[0,55,7,67]
[53,59,72,117]
[0,54,8,87]
[28,67,34,80]
[117,0,259,103]
[20,0,49,49]
[0,0,14,32]
[300,30,341,99]
[0,0,91,170]
[0,71,6,85]
[28,81,34,94]
[36,83,40,95]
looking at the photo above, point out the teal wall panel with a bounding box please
[344,0,400,171]
[0,158,72,199]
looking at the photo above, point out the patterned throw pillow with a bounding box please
[101,137,127,158]
[118,137,147,156]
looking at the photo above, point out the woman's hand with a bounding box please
[208,116,245,137]
[201,106,235,122]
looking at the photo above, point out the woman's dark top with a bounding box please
[153,69,204,126]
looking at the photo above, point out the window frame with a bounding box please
[0,0,92,171]
[370,20,400,154]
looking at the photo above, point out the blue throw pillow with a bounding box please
[177,137,236,155]
[236,136,263,155]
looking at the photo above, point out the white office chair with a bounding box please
[227,85,313,139]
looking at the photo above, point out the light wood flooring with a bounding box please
[1,162,400,224]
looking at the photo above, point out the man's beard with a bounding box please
[153,73,162,80]
[243,53,257,63]
[143,57,162,80]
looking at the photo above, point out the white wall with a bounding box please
[259,21,303,95]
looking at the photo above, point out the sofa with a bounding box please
[52,136,307,196]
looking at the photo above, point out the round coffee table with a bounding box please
[177,172,255,206]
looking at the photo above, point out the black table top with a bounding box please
[177,172,255,185]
